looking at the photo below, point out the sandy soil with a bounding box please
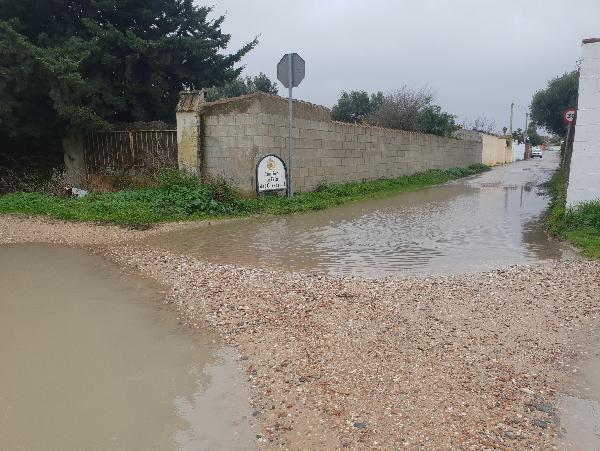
[2,214,599,450]
[0,214,222,245]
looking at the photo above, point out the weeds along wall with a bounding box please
[177,92,485,194]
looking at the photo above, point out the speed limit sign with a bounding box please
[563,109,577,125]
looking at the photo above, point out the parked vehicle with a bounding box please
[532,147,543,158]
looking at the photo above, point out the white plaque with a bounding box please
[256,155,287,193]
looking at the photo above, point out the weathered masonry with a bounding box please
[176,92,510,194]
[567,38,600,207]
[455,130,513,166]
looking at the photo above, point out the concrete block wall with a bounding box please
[179,93,485,194]
[567,38,600,207]
[481,134,510,165]
[455,130,511,165]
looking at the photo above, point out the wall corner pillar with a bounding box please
[176,90,206,174]
[62,134,86,187]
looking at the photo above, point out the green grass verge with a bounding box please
[0,164,490,226]
[547,157,600,259]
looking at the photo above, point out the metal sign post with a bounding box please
[562,108,577,166]
[277,53,305,198]
[287,54,293,197]
[563,122,572,167]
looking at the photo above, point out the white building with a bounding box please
[567,38,600,207]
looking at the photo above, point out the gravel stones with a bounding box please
[2,214,599,450]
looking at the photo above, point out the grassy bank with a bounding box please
[547,156,600,259]
[0,164,490,226]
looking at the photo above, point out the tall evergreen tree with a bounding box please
[204,72,278,102]
[331,90,383,124]
[0,0,256,140]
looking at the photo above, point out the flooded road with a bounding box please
[0,245,255,451]
[147,151,570,278]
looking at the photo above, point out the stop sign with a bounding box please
[277,53,305,88]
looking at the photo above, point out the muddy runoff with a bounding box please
[145,152,572,278]
[0,244,255,451]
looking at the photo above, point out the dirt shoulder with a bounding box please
[2,214,599,449]
[0,213,228,246]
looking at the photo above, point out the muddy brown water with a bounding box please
[0,244,255,451]
[146,151,572,278]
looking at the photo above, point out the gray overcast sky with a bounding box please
[208,0,599,133]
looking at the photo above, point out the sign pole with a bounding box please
[562,108,577,167]
[287,53,293,198]
[524,112,529,158]
[563,122,572,167]
[277,52,304,197]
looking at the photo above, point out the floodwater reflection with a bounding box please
[0,244,255,451]
[147,153,571,278]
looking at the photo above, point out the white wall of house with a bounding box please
[567,39,600,207]
[512,141,525,161]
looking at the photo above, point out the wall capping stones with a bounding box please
[176,92,511,195]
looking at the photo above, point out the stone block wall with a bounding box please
[455,130,511,165]
[481,134,510,165]
[178,92,486,194]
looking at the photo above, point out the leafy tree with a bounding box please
[511,123,543,146]
[252,73,279,96]
[416,105,456,137]
[362,86,456,137]
[0,0,256,141]
[531,70,579,137]
[368,86,433,131]
[204,73,278,102]
[462,116,497,134]
[331,90,383,124]
[512,128,525,144]
[526,122,544,147]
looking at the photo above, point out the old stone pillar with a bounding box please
[62,134,86,187]
[176,90,205,174]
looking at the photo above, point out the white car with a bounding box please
[532,147,543,158]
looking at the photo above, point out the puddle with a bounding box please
[558,395,600,450]
[0,244,255,451]
[557,350,600,450]
[146,152,572,278]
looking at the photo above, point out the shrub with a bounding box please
[0,164,490,224]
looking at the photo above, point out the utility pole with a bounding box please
[524,112,529,158]
[509,103,514,136]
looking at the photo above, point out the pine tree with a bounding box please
[0,0,256,139]
[204,72,279,102]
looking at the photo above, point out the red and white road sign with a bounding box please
[563,109,577,125]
